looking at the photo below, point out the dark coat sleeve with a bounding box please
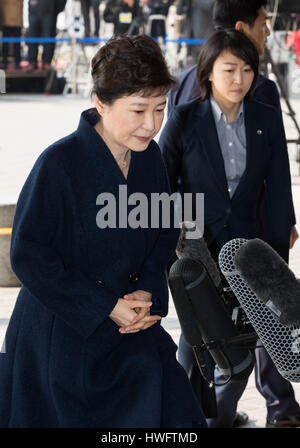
[167,65,200,117]
[254,76,282,114]
[158,109,187,271]
[10,149,119,339]
[253,77,296,227]
[159,108,184,194]
[138,147,180,316]
[262,108,293,261]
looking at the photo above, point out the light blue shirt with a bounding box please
[210,95,247,198]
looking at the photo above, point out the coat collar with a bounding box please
[73,108,158,197]
[233,100,265,201]
[193,100,229,198]
[74,108,133,194]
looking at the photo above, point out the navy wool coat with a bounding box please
[0,109,204,428]
[159,99,293,262]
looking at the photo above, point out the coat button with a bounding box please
[223,223,228,228]
[98,280,105,286]
[129,272,140,283]
[225,208,231,214]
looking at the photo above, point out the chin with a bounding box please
[131,141,151,152]
[229,95,244,103]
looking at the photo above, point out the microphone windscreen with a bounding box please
[233,238,300,326]
[219,238,300,383]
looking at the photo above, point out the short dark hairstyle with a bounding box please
[197,29,259,102]
[91,35,175,104]
[213,0,268,29]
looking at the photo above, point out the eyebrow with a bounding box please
[222,62,250,66]
[130,101,167,107]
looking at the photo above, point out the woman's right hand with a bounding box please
[109,298,152,328]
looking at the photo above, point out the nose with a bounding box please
[143,112,155,132]
[233,70,242,85]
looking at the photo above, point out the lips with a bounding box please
[135,136,151,142]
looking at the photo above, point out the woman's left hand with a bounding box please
[120,290,161,334]
[290,225,299,249]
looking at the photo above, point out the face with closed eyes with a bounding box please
[209,50,255,109]
[94,92,167,155]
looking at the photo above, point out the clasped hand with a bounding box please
[109,290,161,334]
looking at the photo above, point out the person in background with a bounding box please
[175,0,214,65]
[168,0,290,116]
[0,0,23,71]
[80,0,102,37]
[163,1,300,426]
[103,0,140,36]
[142,0,174,40]
[25,0,67,71]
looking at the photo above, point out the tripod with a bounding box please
[263,46,300,172]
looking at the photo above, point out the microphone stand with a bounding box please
[192,346,215,388]
[193,332,259,387]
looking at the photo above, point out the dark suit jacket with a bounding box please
[0,109,204,428]
[160,99,293,262]
[167,65,296,228]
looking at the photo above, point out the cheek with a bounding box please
[122,115,140,135]
[253,29,262,44]
[246,74,255,89]
[156,114,164,131]
[213,75,230,90]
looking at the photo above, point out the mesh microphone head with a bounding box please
[219,238,300,383]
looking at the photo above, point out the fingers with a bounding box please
[109,298,152,328]
[123,290,152,302]
[126,299,152,309]
[125,300,152,324]
[290,226,299,249]
[119,314,161,334]
[131,307,149,323]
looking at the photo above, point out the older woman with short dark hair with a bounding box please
[0,35,206,428]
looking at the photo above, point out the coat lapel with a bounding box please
[231,100,264,201]
[194,100,229,198]
[74,109,130,198]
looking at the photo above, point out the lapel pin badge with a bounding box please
[257,129,263,135]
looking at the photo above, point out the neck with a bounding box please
[95,120,130,166]
[212,94,242,123]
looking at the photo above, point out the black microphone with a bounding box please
[219,238,300,383]
[176,221,223,292]
[233,238,300,327]
[168,257,254,382]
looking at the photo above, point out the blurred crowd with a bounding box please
[0,0,215,72]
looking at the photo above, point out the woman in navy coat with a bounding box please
[159,30,294,426]
[160,30,293,263]
[0,35,206,428]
